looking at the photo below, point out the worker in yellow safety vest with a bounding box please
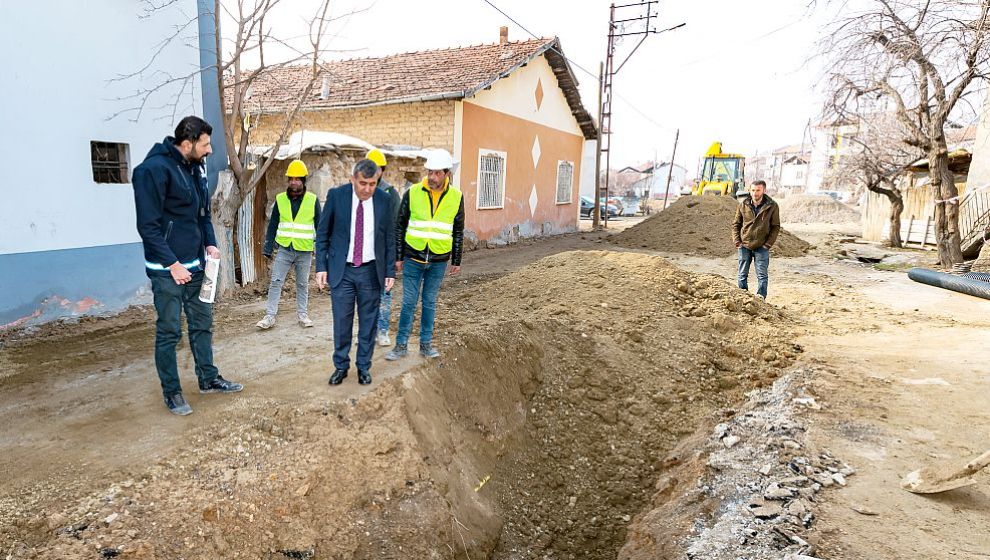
[257,159,322,329]
[385,148,465,360]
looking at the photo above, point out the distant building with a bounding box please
[778,154,810,191]
[746,152,771,188]
[807,121,861,192]
[767,143,810,193]
[626,162,688,200]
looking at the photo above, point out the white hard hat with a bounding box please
[424,149,454,171]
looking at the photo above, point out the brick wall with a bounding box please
[246,100,456,151]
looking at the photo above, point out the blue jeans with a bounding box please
[738,247,770,298]
[378,288,392,333]
[264,246,312,316]
[150,272,220,396]
[396,259,447,347]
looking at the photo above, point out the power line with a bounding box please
[677,13,808,68]
[479,0,675,134]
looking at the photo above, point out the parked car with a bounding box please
[580,196,620,219]
[580,196,595,218]
[605,197,624,216]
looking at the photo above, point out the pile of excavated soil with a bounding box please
[4,251,800,560]
[611,196,811,257]
[971,241,990,272]
[777,194,861,224]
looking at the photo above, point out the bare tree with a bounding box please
[825,112,923,247]
[214,0,333,229]
[114,0,355,291]
[820,0,990,264]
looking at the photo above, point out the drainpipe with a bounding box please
[198,0,229,194]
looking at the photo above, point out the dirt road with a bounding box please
[3,219,990,558]
[661,227,990,559]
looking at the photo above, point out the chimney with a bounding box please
[499,26,509,45]
[319,75,330,100]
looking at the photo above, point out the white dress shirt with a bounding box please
[347,190,375,264]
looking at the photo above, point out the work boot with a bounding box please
[377,330,392,347]
[199,375,244,394]
[164,393,192,416]
[298,313,314,328]
[420,344,441,359]
[385,344,408,361]
[256,315,276,329]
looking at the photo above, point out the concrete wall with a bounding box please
[0,1,205,327]
[248,100,456,152]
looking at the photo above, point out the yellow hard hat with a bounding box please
[366,148,387,168]
[286,159,309,178]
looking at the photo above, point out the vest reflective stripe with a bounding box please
[405,182,461,255]
[146,258,201,271]
[405,228,451,240]
[276,222,316,231]
[275,192,317,251]
[408,219,453,231]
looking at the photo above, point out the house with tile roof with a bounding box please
[234,29,598,245]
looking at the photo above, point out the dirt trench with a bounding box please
[3,250,800,559]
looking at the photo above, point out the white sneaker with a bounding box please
[377,331,392,347]
[298,313,314,328]
[256,315,276,329]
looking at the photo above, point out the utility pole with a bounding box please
[662,128,679,210]
[592,63,604,230]
[597,1,680,229]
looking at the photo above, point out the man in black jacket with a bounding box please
[385,149,464,361]
[133,116,243,416]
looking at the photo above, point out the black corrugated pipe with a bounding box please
[907,268,990,300]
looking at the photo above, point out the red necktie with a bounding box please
[353,200,364,266]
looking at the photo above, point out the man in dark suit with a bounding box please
[315,159,396,386]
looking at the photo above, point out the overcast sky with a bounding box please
[235,0,833,174]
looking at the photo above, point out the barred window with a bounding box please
[91,141,130,184]
[556,160,574,204]
[477,149,506,209]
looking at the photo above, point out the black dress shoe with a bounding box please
[328,369,348,385]
[358,370,372,385]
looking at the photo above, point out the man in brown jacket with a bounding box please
[732,180,780,299]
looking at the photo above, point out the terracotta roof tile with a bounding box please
[227,37,597,139]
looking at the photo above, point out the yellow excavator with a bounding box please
[692,142,747,197]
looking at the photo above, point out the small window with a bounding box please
[477,149,506,209]
[556,160,574,204]
[91,141,130,183]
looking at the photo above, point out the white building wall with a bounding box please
[0,0,203,256]
[967,95,990,191]
[579,139,598,198]
[780,163,809,189]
